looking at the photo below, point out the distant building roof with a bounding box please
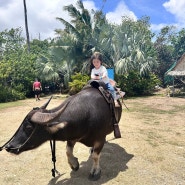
[167,53,185,76]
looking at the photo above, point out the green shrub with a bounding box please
[0,85,25,103]
[115,71,161,96]
[69,73,90,95]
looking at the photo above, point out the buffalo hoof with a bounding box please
[71,163,79,171]
[70,157,79,171]
[89,147,93,154]
[88,169,101,181]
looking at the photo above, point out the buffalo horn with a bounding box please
[31,102,68,124]
[40,96,53,109]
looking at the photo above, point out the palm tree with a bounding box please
[36,31,79,88]
[23,0,30,52]
[57,1,96,53]
[55,1,113,74]
[114,17,158,76]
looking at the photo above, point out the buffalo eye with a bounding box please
[26,124,33,130]
[24,123,34,134]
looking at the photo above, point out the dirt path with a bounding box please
[0,95,185,185]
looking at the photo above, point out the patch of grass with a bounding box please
[4,176,17,184]
[146,139,159,147]
[139,130,163,147]
[172,105,185,112]
[126,102,167,115]
[147,155,165,163]
[0,101,24,110]
[176,132,181,136]
[167,140,183,146]
[126,97,185,116]
[182,153,185,158]
[140,106,174,115]
[0,95,67,110]
[143,116,160,125]
[153,121,160,125]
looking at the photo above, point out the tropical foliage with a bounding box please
[115,72,161,96]
[1,0,185,102]
[68,73,90,95]
[113,17,158,76]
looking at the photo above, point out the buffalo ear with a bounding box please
[46,122,68,133]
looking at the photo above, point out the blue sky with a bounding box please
[84,0,185,34]
[99,0,176,24]
[0,0,184,40]
[89,0,183,29]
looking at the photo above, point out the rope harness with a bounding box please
[0,123,38,152]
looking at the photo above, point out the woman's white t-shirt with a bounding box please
[91,65,109,84]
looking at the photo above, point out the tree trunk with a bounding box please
[23,0,30,52]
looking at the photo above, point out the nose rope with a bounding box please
[0,125,38,151]
[0,121,25,151]
[0,97,53,152]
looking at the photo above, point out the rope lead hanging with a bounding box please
[50,139,60,177]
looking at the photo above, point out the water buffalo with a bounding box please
[0,82,122,181]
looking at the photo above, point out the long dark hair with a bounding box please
[89,52,103,71]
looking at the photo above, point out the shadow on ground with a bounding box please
[48,142,134,185]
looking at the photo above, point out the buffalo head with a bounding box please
[1,96,67,154]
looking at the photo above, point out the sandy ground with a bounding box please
[0,94,185,185]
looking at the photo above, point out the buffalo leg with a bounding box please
[88,140,105,181]
[66,141,79,171]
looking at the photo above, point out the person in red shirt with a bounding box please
[33,78,42,101]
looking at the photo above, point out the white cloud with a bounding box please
[151,23,167,32]
[26,0,80,39]
[3,0,183,40]
[163,0,185,24]
[82,0,97,12]
[0,0,83,40]
[0,1,23,29]
[150,23,179,34]
[0,0,136,40]
[0,0,138,40]
[106,1,137,25]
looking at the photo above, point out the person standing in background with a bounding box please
[33,78,42,101]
